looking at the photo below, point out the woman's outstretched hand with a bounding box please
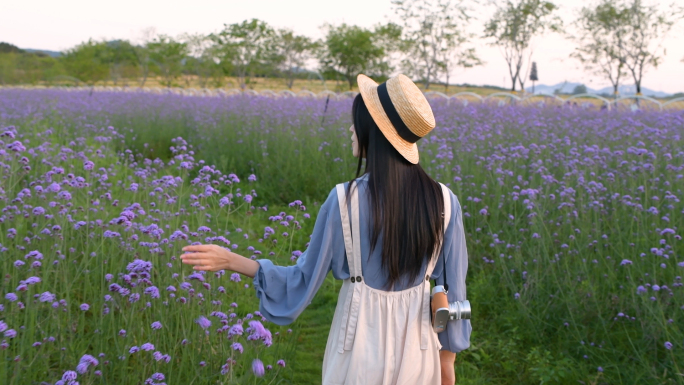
[180,244,260,278]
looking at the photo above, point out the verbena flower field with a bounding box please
[1,89,683,384]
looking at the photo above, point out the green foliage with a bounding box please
[0,51,64,85]
[570,0,629,97]
[318,23,389,89]
[391,0,481,90]
[147,35,189,88]
[571,0,683,96]
[273,29,317,89]
[0,42,23,54]
[212,19,279,89]
[615,0,682,94]
[526,347,574,384]
[484,0,561,91]
[572,84,587,94]
[103,40,138,85]
[62,39,111,85]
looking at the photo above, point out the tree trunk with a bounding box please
[287,70,295,89]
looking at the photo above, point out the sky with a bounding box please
[2,0,683,94]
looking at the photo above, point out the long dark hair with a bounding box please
[349,93,445,289]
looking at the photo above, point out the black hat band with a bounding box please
[377,82,421,144]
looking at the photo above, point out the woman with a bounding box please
[181,74,472,384]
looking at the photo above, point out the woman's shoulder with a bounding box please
[435,182,462,215]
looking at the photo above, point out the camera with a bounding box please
[430,285,471,333]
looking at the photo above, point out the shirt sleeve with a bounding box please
[252,187,345,325]
[431,189,472,353]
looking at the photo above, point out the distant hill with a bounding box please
[22,48,62,58]
[527,81,673,98]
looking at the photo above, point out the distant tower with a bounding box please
[530,62,539,94]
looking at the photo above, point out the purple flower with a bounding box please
[4,329,17,338]
[77,354,98,373]
[151,321,162,330]
[151,373,165,381]
[664,341,673,350]
[277,359,286,367]
[195,316,211,330]
[80,303,90,311]
[248,174,257,182]
[636,285,647,294]
[620,259,632,266]
[39,291,55,303]
[144,286,160,299]
[248,320,272,346]
[62,370,78,381]
[5,293,17,302]
[229,324,244,337]
[252,358,265,377]
[141,343,155,351]
[230,273,241,282]
[129,346,140,354]
[232,342,244,353]
[22,276,41,285]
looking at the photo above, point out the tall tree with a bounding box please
[617,0,681,95]
[484,0,560,92]
[392,0,481,90]
[570,0,627,97]
[147,35,189,88]
[529,61,538,93]
[212,19,277,89]
[181,33,223,88]
[318,23,388,89]
[132,27,157,87]
[103,40,137,86]
[62,39,110,86]
[273,29,316,89]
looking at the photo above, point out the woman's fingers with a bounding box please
[182,244,214,252]
[180,252,205,259]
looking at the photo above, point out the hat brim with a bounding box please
[357,74,419,164]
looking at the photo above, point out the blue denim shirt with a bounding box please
[252,174,472,353]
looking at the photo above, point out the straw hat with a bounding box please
[357,73,436,164]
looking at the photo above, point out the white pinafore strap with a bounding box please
[336,182,362,352]
[335,181,451,352]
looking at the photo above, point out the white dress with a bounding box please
[321,181,452,385]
